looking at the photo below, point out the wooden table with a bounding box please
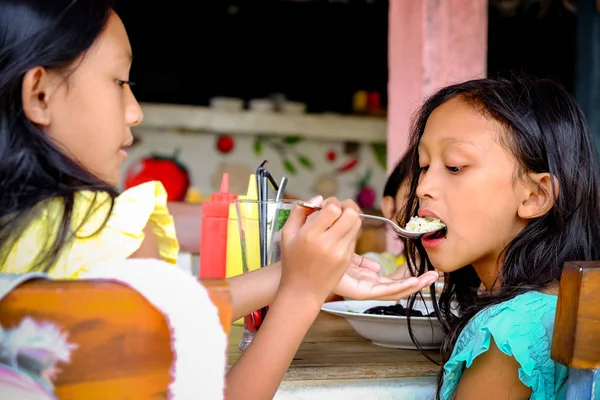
[228,311,442,381]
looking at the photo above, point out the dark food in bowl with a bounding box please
[363,303,437,317]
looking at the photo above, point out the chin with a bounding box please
[426,256,463,274]
[103,172,120,187]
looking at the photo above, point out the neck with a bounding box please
[472,257,502,291]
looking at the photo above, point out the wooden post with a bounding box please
[551,261,600,369]
[386,0,487,252]
[551,261,600,398]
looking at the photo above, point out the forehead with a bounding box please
[419,97,503,152]
[84,12,132,67]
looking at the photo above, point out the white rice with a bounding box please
[405,216,445,233]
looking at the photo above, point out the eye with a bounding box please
[115,79,135,88]
[419,165,429,173]
[446,166,463,174]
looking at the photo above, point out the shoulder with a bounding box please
[465,291,558,336]
[2,198,73,275]
[67,181,179,278]
[441,292,567,400]
[2,183,179,279]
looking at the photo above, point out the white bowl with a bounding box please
[321,300,446,350]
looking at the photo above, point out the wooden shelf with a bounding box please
[137,103,387,143]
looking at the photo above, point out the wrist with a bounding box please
[228,261,284,321]
[274,283,325,312]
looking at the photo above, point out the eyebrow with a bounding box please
[418,136,481,153]
[439,137,477,147]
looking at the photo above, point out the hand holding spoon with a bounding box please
[295,202,445,240]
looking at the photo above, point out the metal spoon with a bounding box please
[295,201,444,240]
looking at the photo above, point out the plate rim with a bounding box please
[321,300,439,321]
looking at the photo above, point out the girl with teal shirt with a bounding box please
[399,76,600,399]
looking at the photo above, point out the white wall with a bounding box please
[121,128,387,205]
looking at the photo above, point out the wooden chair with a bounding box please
[0,277,231,399]
[551,261,600,399]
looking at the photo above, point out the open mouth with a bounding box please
[423,226,447,240]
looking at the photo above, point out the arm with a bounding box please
[227,262,281,322]
[453,338,532,400]
[224,199,439,400]
[130,223,160,259]
[226,252,439,322]
[225,289,322,399]
[225,201,360,400]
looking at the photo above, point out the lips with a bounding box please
[418,207,447,247]
[418,208,442,221]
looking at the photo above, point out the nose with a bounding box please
[125,88,143,127]
[416,169,435,200]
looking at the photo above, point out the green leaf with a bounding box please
[283,135,302,145]
[370,142,387,170]
[275,209,292,231]
[283,159,296,174]
[253,137,263,155]
[298,155,313,169]
[358,169,372,187]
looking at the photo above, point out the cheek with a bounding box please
[68,92,124,147]
[450,174,519,243]
[53,102,123,180]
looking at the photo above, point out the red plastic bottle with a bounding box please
[199,173,238,279]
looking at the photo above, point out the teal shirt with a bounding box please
[441,291,568,399]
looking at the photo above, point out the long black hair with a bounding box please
[383,150,413,199]
[399,76,600,398]
[0,0,117,272]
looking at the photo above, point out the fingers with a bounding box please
[322,198,363,243]
[340,199,362,214]
[322,197,362,214]
[351,271,440,301]
[420,271,440,283]
[320,196,340,208]
[302,202,344,232]
[283,195,332,242]
[370,272,439,300]
[307,195,323,207]
[322,199,363,252]
[352,254,382,273]
[281,204,309,244]
[325,207,361,245]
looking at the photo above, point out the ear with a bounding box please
[381,195,396,219]
[517,173,559,220]
[22,67,53,126]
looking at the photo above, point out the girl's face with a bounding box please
[21,12,142,186]
[416,98,530,286]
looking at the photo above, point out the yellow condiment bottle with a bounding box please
[226,175,260,325]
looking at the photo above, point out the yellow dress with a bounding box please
[2,181,179,279]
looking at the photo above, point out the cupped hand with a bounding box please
[334,254,439,300]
